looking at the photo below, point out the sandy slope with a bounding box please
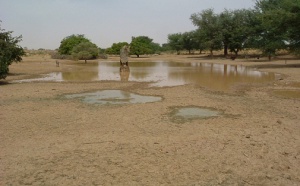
[1,54,299,185]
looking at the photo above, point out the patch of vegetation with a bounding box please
[0,23,25,79]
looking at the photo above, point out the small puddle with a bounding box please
[272,90,300,99]
[170,107,222,123]
[64,90,162,105]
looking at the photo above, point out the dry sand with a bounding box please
[1,54,299,185]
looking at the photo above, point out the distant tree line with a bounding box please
[59,0,300,61]
[167,0,300,58]
[2,0,299,80]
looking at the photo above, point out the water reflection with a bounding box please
[14,61,276,91]
[98,61,276,90]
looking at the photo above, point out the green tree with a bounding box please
[255,0,300,55]
[105,42,128,55]
[191,9,223,56]
[150,42,162,54]
[58,34,90,55]
[192,30,207,54]
[219,9,257,56]
[161,43,172,52]
[167,33,183,54]
[130,36,154,57]
[181,31,197,54]
[285,1,300,53]
[71,42,99,63]
[0,24,25,79]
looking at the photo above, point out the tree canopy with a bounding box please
[167,33,183,54]
[190,9,223,55]
[255,0,300,55]
[0,23,25,79]
[166,0,300,58]
[58,34,90,55]
[105,42,129,55]
[130,36,161,57]
[71,42,99,63]
[57,34,99,62]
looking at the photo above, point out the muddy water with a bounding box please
[15,61,276,91]
[64,90,162,105]
[170,107,222,123]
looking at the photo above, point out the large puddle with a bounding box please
[15,61,277,91]
[64,90,162,105]
[170,106,222,123]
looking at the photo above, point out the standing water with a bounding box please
[14,61,276,91]
[64,90,162,105]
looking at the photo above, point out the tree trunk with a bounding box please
[85,59,87,63]
[224,44,228,56]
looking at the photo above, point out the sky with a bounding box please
[0,0,256,49]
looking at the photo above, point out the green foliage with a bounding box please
[190,9,223,55]
[188,2,300,57]
[219,9,257,55]
[250,0,286,57]
[167,33,183,54]
[0,24,25,79]
[130,36,160,57]
[161,43,172,52]
[150,42,162,54]
[167,31,201,54]
[58,34,90,55]
[71,42,99,63]
[255,0,300,55]
[105,42,128,55]
[181,31,197,54]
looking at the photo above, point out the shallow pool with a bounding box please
[64,90,162,105]
[15,61,277,91]
[170,106,222,123]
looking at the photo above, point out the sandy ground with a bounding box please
[1,54,299,185]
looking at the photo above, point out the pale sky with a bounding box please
[0,0,256,49]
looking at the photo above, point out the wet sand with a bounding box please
[1,54,300,185]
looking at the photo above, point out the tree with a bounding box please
[105,42,128,55]
[71,42,99,63]
[219,9,257,56]
[285,1,300,53]
[167,33,183,54]
[58,34,90,55]
[255,0,300,55]
[150,42,162,54]
[181,31,197,54]
[161,43,172,52]
[130,36,154,57]
[191,9,223,56]
[191,29,207,54]
[0,23,25,79]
